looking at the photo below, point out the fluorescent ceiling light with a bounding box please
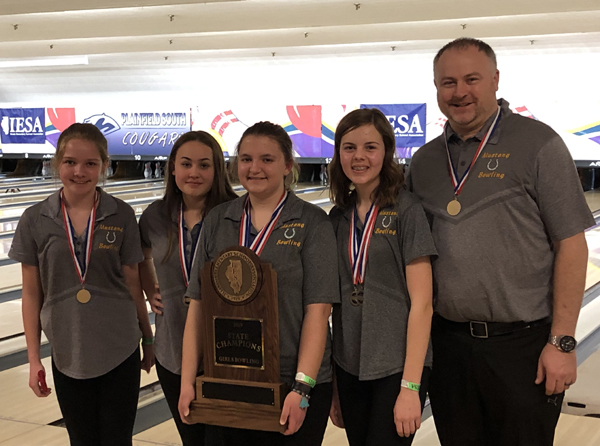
[0,56,89,68]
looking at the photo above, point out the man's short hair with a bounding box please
[433,37,497,70]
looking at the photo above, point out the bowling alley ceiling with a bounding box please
[0,0,600,66]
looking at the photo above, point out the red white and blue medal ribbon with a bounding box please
[239,191,288,256]
[443,106,502,216]
[178,203,203,287]
[60,189,98,285]
[444,106,501,197]
[348,203,379,287]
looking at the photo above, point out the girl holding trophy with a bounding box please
[179,122,339,445]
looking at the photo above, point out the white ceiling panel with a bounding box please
[0,0,598,100]
[0,0,240,16]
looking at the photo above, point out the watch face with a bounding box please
[559,336,577,352]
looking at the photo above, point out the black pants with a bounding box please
[429,316,563,446]
[211,382,333,446]
[336,365,430,446]
[52,347,141,446]
[156,359,208,446]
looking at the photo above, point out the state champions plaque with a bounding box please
[188,246,286,432]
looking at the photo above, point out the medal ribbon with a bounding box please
[444,106,501,196]
[348,203,379,286]
[60,189,98,285]
[239,191,288,256]
[178,203,203,287]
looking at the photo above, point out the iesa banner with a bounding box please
[360,104,426,157]
[79,109,190,157]
[0,108,46,144]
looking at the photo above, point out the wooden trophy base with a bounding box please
[189,377,288,433]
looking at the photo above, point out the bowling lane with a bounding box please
[0,180,323,212]
[0,294,22,341]
[585,226,600,290]
[0,184,167,244]
[584,189,600,214]
[0,176,51,186]
[0,183,327,278]
[0,180,165,207]
[0,354,160,424]
[0,183,165,213]
[2,184,600,446]
[0,183,326,242]
[0,177,161,194]
[0,185,329,343]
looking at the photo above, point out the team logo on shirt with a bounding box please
[105,232,117,243]
[97,224,123,251]
[478,152,510,179]
[276,222,304,248]
[487,159,499,171]
[374,211,397,236]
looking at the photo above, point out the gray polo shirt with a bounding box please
[408,99,595,323]
[139,199,201,375]
[329,189,437,381]
[9,188,144,379]
[186,192,340,385]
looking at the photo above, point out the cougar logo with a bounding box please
[84,114,120,136]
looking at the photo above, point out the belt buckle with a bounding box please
[470,321,489,339]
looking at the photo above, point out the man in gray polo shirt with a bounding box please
[408,37,594,445]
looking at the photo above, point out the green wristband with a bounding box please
[401,379,420,392]
[295,372,316,388]
[141,337,154,346]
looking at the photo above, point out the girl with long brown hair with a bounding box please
[10,123,154,446]
[329,108,437,446]
[179,122,339,445]
[139,131,237,445]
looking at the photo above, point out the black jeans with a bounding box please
[52,347,141,446]
[429,316,563,446]
[336,365,430,446]
[156,359,208,446]
[211,382,333,446]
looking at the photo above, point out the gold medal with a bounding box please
[77,289,91,304]
[447,199,461,216]
[444,107,501,219]
[62,190,99,306]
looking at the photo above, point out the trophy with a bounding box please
[188,246,287,432]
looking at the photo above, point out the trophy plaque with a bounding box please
[188,246,286,432]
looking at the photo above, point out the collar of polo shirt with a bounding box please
[223,192,304,229]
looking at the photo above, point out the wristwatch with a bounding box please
[548,334,577,353]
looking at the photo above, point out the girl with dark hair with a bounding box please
[10,123,154,446]
[138,131,238,445]
[179,122,339,446]
[328,109,437,445]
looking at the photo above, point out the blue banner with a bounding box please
[80,110,190,156]
[0,108,46,144]
[360,104,426,150]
